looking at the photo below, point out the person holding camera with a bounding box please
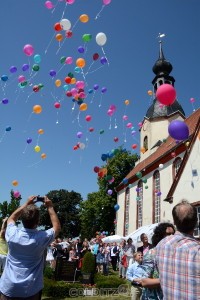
[0,195,61,300]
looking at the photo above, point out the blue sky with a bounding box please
[0,0,199,203]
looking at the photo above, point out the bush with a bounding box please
[43,278,82,298]
[81,251,95,274]
[43,265,55,279]
[95,274,127,289]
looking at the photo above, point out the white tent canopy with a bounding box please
[101,234,126,243]
[126,223,159,245]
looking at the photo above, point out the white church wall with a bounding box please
[116,189,125,236]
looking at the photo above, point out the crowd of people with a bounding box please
[0,198,199,300]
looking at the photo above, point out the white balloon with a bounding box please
[96,32,107,46]
[79,143,85,150]
[159,163,164,169]
[60,19,71,31]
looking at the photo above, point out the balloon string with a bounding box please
[26,91,34,103]
[57,64,65,75]
[95,5,105,20]
[101,47,109,66]
[4,76,17,88]
[27,159,43,168]
[71,18,79,31]
[56,38,66,55]
[0,132,6,143]
[71,102,75,111]
[85,61,94,76]
[36,134,40,146]
[114,118,118,129]
[22,144,28,154]
[109,117,112,130]
[99,94,103,107]
[56,111,59,124]
[86,65,104,76]
[123,128,127,143]
[90,90,96,103]
[60,2,68,20]
[45,32,56,54]
[77,111,82,128]
[0,82,6,96]
[80,68,87,86]
[51,0,59,14]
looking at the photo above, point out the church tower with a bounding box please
[140,41,185,161]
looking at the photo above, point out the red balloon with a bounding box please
[114,137,119,142]
[156,84,176,106]
[93,53,99,61]
[94,166,100,173]
[66,30,73,38]
[33,85,39,92]
[89,127,94,132]
[54,102,61,108]
[65,76,71,84]
[132,144,137,149]
[54,22,62,31]
[66,91,72,97]
[85,115,92,122]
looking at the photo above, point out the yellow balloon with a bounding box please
[38,129,44,134]
[79,103,88,111]
[33,105,42,114]
[70,77,76,84]
[41,153,47,159]
[79,14,89,23]
[124,100,129,105]
[55,33,63,42]
[55,79,61,87]
[34,145,41,152]
[147,90,153,96]
[12,180,18,186]
[76,58,86,68]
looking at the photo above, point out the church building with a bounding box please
[116,42,200,238]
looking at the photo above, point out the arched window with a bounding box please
[153,171,161,223]
[123,188,130,236]
[143,136,148,151]
[173,157,182,179]
[136,180,143,228]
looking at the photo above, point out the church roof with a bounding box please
[117,108,200,191]
[145,99,185,119]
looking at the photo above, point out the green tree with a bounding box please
[80,147,138,238]
[39,189,82,238]
[0,190,21,225]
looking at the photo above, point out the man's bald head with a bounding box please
[172,200,197,234]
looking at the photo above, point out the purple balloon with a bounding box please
[107,189,113,195]
[78,46,85,53]
[49,70,56,77]
[168,120,189,141]
[22,64,29,71]
[101,87,107,93]
[2,98,8,104]
[93,84,99,90]
[100,57,107,65]
[26,138,32,144]
[9,66,17,73]
[157,191,162,196]
[77,131,83,138]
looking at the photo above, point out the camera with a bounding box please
[34,196,45,203]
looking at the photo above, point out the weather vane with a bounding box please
[157,33,166,43]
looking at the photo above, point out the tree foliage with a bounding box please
[39,189,82,238]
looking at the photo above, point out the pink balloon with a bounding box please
[126,122,132,128]
[23,44,34,56]
[190,98,195,103]
[18,75,26,83]
[76,81,85,89]
[109,104,116,112]
[103,0,111,5]
[45,1,54,9]
[66,0,75,4]
[85,115,92,122]
[54,102,61,108]
[13,191,20,198]
[107,109,114,117]
[156,84,176,106]
[65,57,73,64]
[123,115,128,121]
[71,88,78,96]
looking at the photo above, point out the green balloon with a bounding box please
[60,56,66,64]
[68,72,74,78]
[32,64,40,72]
[20,80,28,87]
[145,185,148,189]
[136,172,142,179]
[38,83,44,89]
[82,34,92,42]
[100,129,104,134]
[142,178,147,183]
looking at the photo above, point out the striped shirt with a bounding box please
[156,231,200,300]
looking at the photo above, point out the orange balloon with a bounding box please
[124,99,130,105]
[79,14,89,23]
[140,147,146,154]
[55,33,63,42]
[12,180,18,186]
[38,129,44,134]
[41,153,47,159]
[79,103,88,111]
[55,79,61,87]
[76,58,86,68]
[70,77,76,84]
[147,90,153,96]
[33,105,42,114]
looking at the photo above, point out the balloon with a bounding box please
[132,144,137,149]
[126,122,132,128]
[96,32,107,46]
[79,103,87,111]
[76,58,86,68]
[45,1,54,9]
[140,147,146,154]
[56,33,63,42]
[114,137,119,142]
[89,127,94,132]
[82,34,92,42]
[114,204,120,211]
[93,53,99,61]
[23,44,34,56]
[22,64,29,71]
[190,98,195,103]
[79,142,85,150]
[76,81,85,90]
[33,85,39,93]
[107,109,114,117]
[110,104,116,112]
[54,22,62,31]
[13,191,20,198]
[101,154,107,161]
[168,120,189,141]
[78,46,85,54]
[54,102,61,109]
[38,129,44,134]
[136,172,142,179]
[99,129,104,134]
[66,30,73,38]
[100,57,107,65]
[64,57,73,65]
[33,105,42,114]
[159,163,164,169]
[101,87,107,93]
[147,90,153,96]
[122,178,128,185]
[34,145,41,152]
[94,166,100,173]
[93,84,99,90]
[1,75,8,82]
[60,56,66,64]
[55,79,61,87]
[66,0,75,4]
[41,153,47,159]
[2,98,8,104]
[71,78,76,84]
[77,131,83,138]
[32,64,40,72]
[124,99,129,105]
[85,115,92,122]
[107,189,113,195]
[60,18,71,31]
[12,180,18,186]
[103,0,111,4]
[34,54,41,64]
[9,66,17,73]
[79,14,89,23]
[27,138,32,144]
[156,84,176,106]
[5,126,11,132]
[65,77,71,84]
[49,70,56,77]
